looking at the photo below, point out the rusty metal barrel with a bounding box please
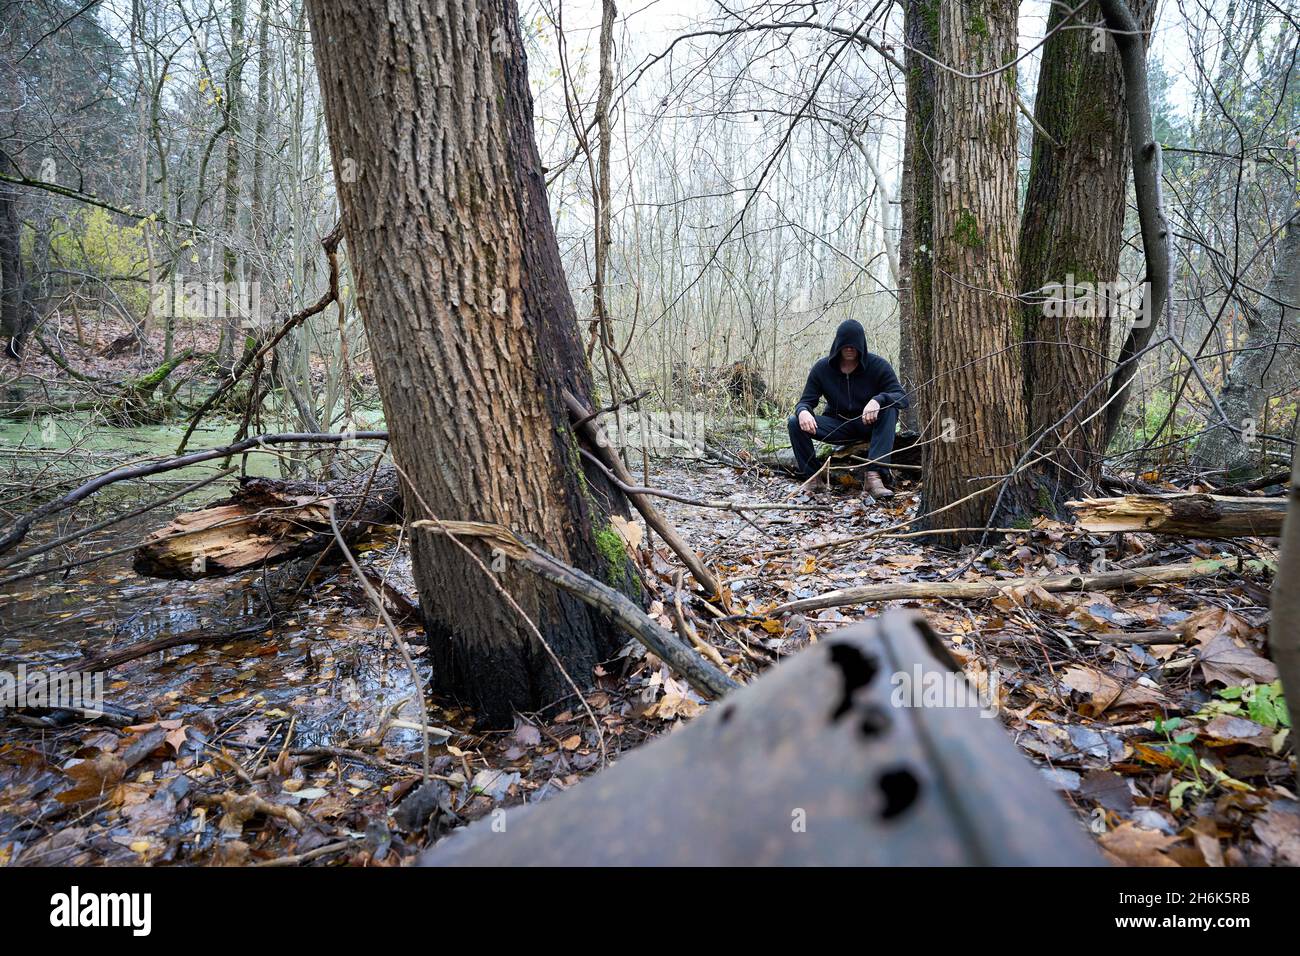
[421,609,1103,865]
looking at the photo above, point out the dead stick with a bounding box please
[579,448,827,511]
[562,389,722,598]
[767,557,1272,616]
[412,519,738,699]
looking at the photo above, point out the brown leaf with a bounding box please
[1098,823,1182,867]
[57,753,126,805]
[1060,665,1167,714]
[1079,770,1133,813]
[1201,715,1272,745]
[1253,802,1300,866]
[1197,633,1277,686]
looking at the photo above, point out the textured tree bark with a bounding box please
[1067,493,1286,537]
[922,0,1026,547]
[899,0,938,433]
[0,148,35,358]
[896,120,918,434]
[306,0,640,726]
[1019,1,1145,491]
[1193,214,1300,478]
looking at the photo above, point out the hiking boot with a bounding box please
[864,471,894,498]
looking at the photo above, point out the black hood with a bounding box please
[828,319,868,360]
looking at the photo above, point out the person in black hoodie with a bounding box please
[787,319,907,496]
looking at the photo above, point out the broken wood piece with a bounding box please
[1067,493,1286,538]
[420,610,1101,865]
[767,557,1272,617]
[133,465,401,578]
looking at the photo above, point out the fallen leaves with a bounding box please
[1060,664,1168,715]
[1099,822,1182,866]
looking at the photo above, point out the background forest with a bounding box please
[1,0,1298,869]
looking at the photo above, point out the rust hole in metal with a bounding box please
[878,768,920,820]
[859,704,889,738]
[828,643,878,721]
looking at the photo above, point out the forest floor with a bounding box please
[1,340,1298,864]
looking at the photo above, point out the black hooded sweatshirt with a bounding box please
[794,319,907,420]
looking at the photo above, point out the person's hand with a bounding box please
[798,410,817,434]
[862,399,881,425]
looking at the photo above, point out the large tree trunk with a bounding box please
[0,148,35,359]
[899,0,938,433]
[1018,0,1142,493]
[1193,214,1300,478]
[921,0,1025,547]
[216,0,246,368]
[307,0,641,726]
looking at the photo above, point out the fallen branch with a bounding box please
[0,430,388,558]
[1067,493,1286,538]
[562,389,722,598]
[766,557,1272,617]
[78,623,269,672]
[411,518,738,699]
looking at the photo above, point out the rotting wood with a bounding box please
[133,465,400,578]
[1067,493,1286,538]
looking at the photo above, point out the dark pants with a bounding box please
[787,407,899,481]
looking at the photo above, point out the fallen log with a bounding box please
[133,465,401,578]
[420,611,1102,866]
[767,557,1272,617]
[1067,493,1286,538]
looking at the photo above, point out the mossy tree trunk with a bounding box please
[1018,1,1126,486]
[306,0,640,726]
[1018,0,1154,494]
[922,0,1026,547]
[899,0,939,433]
